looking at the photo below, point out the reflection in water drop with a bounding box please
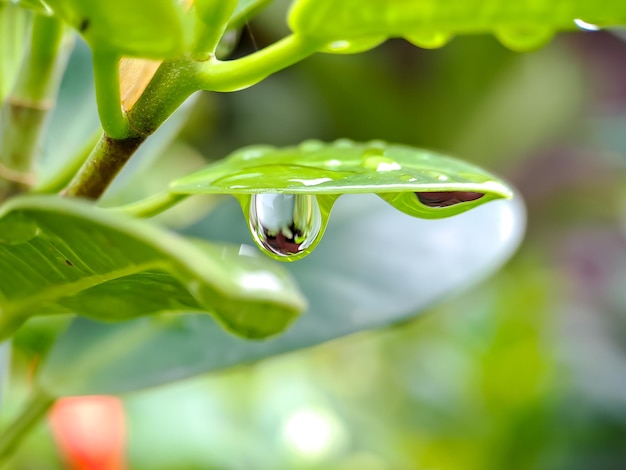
[573,19,601,31]
[416,191,484,208]
[249,194,322,257]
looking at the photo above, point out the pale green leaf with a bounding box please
[288,0,626,52]
[44,0,190,57]
[170,139,513,218]
[38,193,525,395]
[0,196,305,339]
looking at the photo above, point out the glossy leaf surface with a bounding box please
[171,140,512,213]
[38,193,525,395]
[0,196,305,339]
[289,0,626,52]
[43,0,189,57]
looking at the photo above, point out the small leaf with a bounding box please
[43,0,190,58]
[171,139,512,215]
[288,0,626,52]
[38,193,525,395]
[0,196,305,339]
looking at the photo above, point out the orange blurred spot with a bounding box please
[48,396,126,470]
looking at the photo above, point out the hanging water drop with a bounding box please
[494,27,554,52]
[416,191,484,208]
[405,31,452,49]
[249,193,322,258]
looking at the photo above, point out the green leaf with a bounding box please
[171,139,512,216]
[0,196,305,340]
[43,0,190,57]
[288,0,626,52]
[170,140,512,261]
[38,193,525,395]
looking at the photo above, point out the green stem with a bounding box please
[34,129,102,194]
[192,0,238,60]
[109,191,188,218]
[61,60,197,200]
[194,34,322,92]
[62,35,321,201]
[0,389,55,463]
[92,51,129,139]
[0,14,71,201]
[61,133,144,199]
[0,4,30,102]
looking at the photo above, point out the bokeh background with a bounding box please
[6,0,626,468]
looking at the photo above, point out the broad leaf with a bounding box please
[0,196,305,339]
[38,193,525,395]
[288,0,626,52]
[171,140,512,212]
[170,140,512,260]
[43,0,190,57]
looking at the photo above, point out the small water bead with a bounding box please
[494,27,554,52]
[405,31,452,49]
[249,194,322,258]
[416,191,484,208]
[325,36,386,54]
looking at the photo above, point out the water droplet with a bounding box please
[249,194,322,258]
[333,138,356,148]
[416,191,484,208]
[574,19,601,31]
[299,139,325,152]
[494,27,554,52]
[405,31,452,49]
[361,148,402,172]
[324,36,386,54]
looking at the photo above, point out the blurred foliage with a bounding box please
[5,1,626,468]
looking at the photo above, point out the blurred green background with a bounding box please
[7,1,626,468]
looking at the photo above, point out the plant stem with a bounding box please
[0,14,71,202]
[110,191,188,218]
[62,60,197,200]
[62,35,321,201]
[60,133,144,199]
[195,34,323,92]
[92,51,130,139]
[0,389,55,464]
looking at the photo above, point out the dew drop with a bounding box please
[405,31,452,49]
[299,139,325,152]
[324,36,386,54]
[494,27,554,52]
[416,191,484,208]
[249,194,322,258]
[361,148,402,172]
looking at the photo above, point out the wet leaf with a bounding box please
[38,193,525,395]
[0,196,305,339]
[170,140,512,260]
[171,140,512,214]
[288,0,626,52]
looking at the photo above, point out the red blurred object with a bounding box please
[48,396,127,470]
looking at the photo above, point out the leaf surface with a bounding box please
[0,196,305,339]
[43,0,190,57]
[38,193,525,395]
[171,140,512,219]
[289,0,626,52]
